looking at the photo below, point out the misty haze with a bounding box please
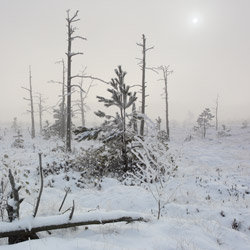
[0,0,250,249]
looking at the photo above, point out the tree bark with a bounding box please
[66,16,72,152]
[80,80,85,127]
[29,66,35,138]
[65,10,86,152]
[140,34,146,136]
[158,66,173,140]
[33,153,43,218]
[0,214,147,239]
[61,59,66,139]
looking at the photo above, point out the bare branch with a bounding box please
[59,188,71,212]
[71,36,87,41]
[69,200,75,220]
[145,46,154,51]
[71,84,86,93]
[48,80,63,85]
[145,67,159,74]
[33,153,44,218]
[66,52,84,57]
[71,75,109,84]
[21,87,30,92]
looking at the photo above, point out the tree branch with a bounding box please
[33,153,44,218]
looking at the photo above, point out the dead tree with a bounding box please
[136,34,154,136]
[65,10,86,152]
[6,170,29,244]
[132,103,138,133]
[33,153,43,218]
[158,66,173,139]
[49,59,67,139]
[155,116,162,131]
[22,66,35,138]
[35,93,48,135]
[0,212,147,241]
[7,170,21,222]
[73,73,95,127]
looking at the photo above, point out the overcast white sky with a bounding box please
[1,0,250,127]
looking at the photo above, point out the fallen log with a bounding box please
[0,210,148,239]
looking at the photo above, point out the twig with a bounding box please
[33,153,44,218]
[59,188,70,212]
[69,200,75,220]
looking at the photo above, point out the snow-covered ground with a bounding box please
[0,125,250,249]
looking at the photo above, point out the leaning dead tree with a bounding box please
[0,211,147,241]
[66,10,86,152]
[22,66,35,138]
[1,162,147,244]
[136,34,154,136]
[158,65,173,139]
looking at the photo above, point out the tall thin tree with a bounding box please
[49,59,67,139]
[35,93,47,135]
[65,10,86,152]
[22,66,35,138]
[158,65,173,139]
[136,34,154,136]
[74,75,94,127]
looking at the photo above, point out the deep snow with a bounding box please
[0,125,250,249]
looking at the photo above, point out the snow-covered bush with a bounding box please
[241,120,249,129]
[11,130,24,148]
[130,117,178,219]
[217,124,231,137]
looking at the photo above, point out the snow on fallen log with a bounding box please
[0,210,149,238]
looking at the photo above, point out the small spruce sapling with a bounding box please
[75,66,137,174]
[194,108,214,138]
[11,130,24,149]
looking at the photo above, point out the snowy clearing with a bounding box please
[0,125,250,249]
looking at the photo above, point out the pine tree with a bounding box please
[195,108,214,138]
[75,66,137,173]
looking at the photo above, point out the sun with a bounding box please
[192,17,198,24]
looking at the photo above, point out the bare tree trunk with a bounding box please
[29,66,35,138]
[22,66,35,139]
[33,153,43,218]
[158,66,173,140]
[37,93,43,135]
[0,214,147,239]
[61,59,66,139]
[132,103,138,133]
[139,34,146,136]
[122,105,128,172]
[66,18,72,152]
[65,10,85,152]
[7,170,20,222]
[79,79,85,127]
[137,35,154,136]
[165,87,169,137]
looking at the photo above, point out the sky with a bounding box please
[0,0,250,128]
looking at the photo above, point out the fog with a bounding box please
[1,0,250,128]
